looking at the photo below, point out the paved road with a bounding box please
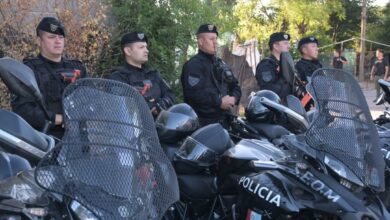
[360,81,386,119]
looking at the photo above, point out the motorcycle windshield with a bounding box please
[176,136,218,166]
[306,69,385,191]
[35,79,179,219]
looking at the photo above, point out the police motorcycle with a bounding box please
[369,79,390,209]
[0,57,55,176]
[218,68,390,219]
[373,79,390,128]
[0,57,179,219]
[155,102,237,219]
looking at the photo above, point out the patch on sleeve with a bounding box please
[261,71,273,82]
[188,76,200,86]
[10,93,18,102]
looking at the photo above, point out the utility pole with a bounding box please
[358,0,367,81]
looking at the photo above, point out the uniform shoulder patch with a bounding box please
[188,75,200,86]
[261,71,273,82]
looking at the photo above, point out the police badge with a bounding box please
[283,34,288,40]
[208,25,214,31]
[50,24,58,32]
[188,76,200,86]
[310,37,315,41]
[137,33,145,40]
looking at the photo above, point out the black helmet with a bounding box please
[175,123,232,168]
[156,103,199,144]
[245,90,281,123]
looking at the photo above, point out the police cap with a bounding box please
[268,32,290,48]
[121,32,148,46]
[298,36,318,49]
[36,17,65,37]
[196,24,218,36]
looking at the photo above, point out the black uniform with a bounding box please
[255,55,292,100]
[11,54,87,138]
[181,50,241,127]
[295,58,322,82]
[332,56,347,69]
[109,63,175,114]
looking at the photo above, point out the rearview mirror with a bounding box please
[280,52,296,87]
[0,57,42,101]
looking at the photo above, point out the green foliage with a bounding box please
[367,3,390,50]
[233,0,343,54]
[328,0,382,50]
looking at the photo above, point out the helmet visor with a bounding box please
[176,136,218,165]
[156,110,195,131]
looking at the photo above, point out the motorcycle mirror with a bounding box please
[0,57,42,102]
[280,52,296,89]
[378,79,390,105]
[260,96,309,130]
[286,95,309,122]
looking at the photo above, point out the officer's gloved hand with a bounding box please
[144,95,156,108]
[156,98,172,111]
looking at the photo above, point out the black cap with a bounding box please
[196,24,218,36]
[268,32,290,48]
[121,32,148,46]
[36,17,65,37]
[298,36,318,49]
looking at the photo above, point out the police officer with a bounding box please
[109,32,175,117]
[256,32,291,101]
[11,17,87,139]
[295,36,322,83]
[181,24,241,127]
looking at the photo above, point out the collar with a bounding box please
[38,54,63,66]
[125,62,144,72]
[301,57,319,63]
[269,54,279,62]
[198,50,216,62]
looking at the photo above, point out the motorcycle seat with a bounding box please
[0,109,50,152]
[248,122,290,140]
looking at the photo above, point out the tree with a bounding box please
[328,0,382,49]
[367,3,390,48]
[233,0,343,54]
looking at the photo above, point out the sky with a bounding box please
[373,0,389,6]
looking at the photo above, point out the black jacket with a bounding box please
[11,54,87,138]
[109,63,175,112]
[295,58,322,82]
[255,55,292,100]
[181,50,241,123]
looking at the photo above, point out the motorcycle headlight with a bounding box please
[324,155,364,187]
[23,207,48,217]
[70,200,98,220]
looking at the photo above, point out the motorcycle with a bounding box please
[218,68,390,219]
[0,57,55,178]
[373,79,390,128]
[0,57,179,219]
[159,69,389,219]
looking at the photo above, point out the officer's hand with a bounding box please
[151,107,159,116]
[55,114,63,125]
[221,96,235,110]
[370,75,374,81]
